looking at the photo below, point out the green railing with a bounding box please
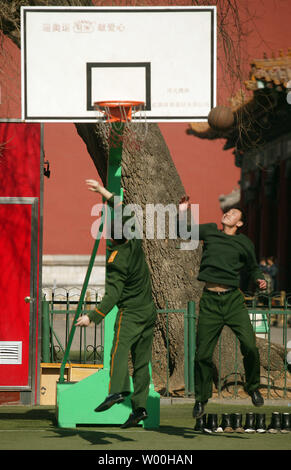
[41,290,291,399]
[151,301,196,397]
[42,288,105,364]
[41,290,196,397]
[216,291,291,400]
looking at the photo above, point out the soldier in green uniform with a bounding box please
[178,196,267,419]
[76,180,156,429]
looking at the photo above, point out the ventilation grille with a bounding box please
[0,341,22,364]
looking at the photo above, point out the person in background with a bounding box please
[266,256,278,292]
[259,258,272,294]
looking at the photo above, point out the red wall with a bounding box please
[43,123,106,254]
[0,34,21,119]
[159,123,239,224]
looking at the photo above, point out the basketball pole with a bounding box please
[102,122,125,371]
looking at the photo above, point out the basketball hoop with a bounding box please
[94,100,148,151]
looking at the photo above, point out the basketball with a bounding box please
[208,106,234,131]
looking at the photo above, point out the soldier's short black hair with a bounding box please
[232,205,247,229]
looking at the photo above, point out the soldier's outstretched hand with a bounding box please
[86,179,103,193]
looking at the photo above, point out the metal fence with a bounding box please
[41,289,291,400]
[42,288,105,365]
[221,291,291,400]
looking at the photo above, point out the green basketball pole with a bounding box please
[56,122,160,428]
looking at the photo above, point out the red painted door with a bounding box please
[0,199,38,387]
[0,122,41,402]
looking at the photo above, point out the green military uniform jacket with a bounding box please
[89,194,154,323]
[196,223,264,287]
[177,211,264,287]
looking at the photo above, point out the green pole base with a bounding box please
[56,368,160,429]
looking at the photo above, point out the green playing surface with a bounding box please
[0,401,290,451]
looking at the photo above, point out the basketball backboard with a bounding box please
[21,6,216,122]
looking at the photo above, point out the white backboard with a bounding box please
[21,6,216,122]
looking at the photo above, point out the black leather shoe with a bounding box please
[250,389,264,407]
[244,412,256,433]
[194,414,207,431]
[281,413,291,433]
[203,413,218,434]
[220,413,234,433]
[268,412,281,433]
[121,408,148,429]
[94,393,125,412]
[192,400,207,419]
[255,413,266,433]
[231,413,245,433]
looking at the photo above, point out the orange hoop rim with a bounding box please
[94,100,145,109]
[93,100,148,147]
[94,100,145,123]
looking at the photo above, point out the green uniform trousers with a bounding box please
[194,288,260,402]
[109,303,156,411]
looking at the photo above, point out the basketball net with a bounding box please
[94,100,148,151]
